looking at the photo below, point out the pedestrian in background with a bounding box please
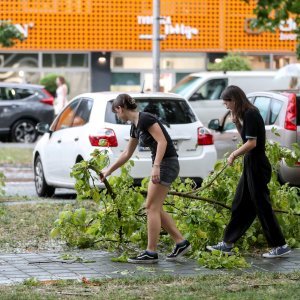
[289,77,298,89]
[54,76,68,115]
[206,85,291,258]
[100,93,191,264]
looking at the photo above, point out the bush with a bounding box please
[208,53,251,71]
[39,74,70,97]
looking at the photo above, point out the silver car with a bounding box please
[208,90,300,186]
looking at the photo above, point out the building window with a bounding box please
[42,53,88,67]
[111,72,140,91]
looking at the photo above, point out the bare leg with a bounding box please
[146,182,183,251]
[160,210,184,244]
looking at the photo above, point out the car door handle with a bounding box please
[232,136,238,141]
[57,139,62,143]
[74,137,79,141]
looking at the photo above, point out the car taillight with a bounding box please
[89,128,118,147]
[284,94,297,131]
[40,89,54,106]
[197,127,214,145]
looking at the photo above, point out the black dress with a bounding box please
[223,108,286,247]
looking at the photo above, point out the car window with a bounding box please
[253,96,271,123]
[269,99,282,125]
[51,99,80,131]
[223,112,236,131]
[192,78,227,101]
[0,87,36,100]
[105,98,197,125]
[71,98,93,127]
[170,76,203,98]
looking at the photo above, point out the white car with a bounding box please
[208,90,300,186]
[33,92,217,197]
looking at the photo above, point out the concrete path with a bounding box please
[0,249,299,285]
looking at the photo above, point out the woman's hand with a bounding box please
[227,152,236,166]
[151,165,160,184]
[100,169,111,182]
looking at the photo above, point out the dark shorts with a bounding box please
[158,157,180,187]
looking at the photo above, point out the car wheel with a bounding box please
[34,156,55,197]
[11,119,38,143]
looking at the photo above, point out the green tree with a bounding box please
[208,53,251,71]
[0,20,24,47]
[244,0,300,59]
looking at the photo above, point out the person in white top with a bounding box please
[55,76,68,115]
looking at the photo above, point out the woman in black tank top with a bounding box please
[101,94,191,264]
[206,85,290,258]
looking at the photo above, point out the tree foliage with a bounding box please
[208,53,251,71]
[0,20,24,47]
[244,0,300,59]
[51,141,300,269]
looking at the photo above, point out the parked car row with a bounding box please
[33,92,217,197]
[0,82,55,143]
[170,71,290,126]
[2,82,298,196]
[208,90,300,186]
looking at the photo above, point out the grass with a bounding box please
[0,272,298,299]
[0,202,67,253]
[0,201,99,253]
[0,147,33,166]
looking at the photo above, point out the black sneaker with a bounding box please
[127,250,158,264]
[206,241,233,255]
[166,240,191,261]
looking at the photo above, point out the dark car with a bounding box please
[0,83,55,143]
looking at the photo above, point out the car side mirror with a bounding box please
[36,122,50,133]
[208,119,221,131]
[189,93,204,101]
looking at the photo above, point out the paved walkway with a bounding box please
[0,249,299,285]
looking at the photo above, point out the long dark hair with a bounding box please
[221,85,257,121]
[112,94,137,112]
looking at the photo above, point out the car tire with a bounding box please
[11,119,38,143]
[34,156,55,197]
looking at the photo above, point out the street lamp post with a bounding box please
[152,0,160,92]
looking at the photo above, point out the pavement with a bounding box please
[0,249,299,285]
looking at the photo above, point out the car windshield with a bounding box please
[170,76,203,98]
[105,98,197,125]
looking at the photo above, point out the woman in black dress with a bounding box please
[206,85,291,258]
[101,94,191,263]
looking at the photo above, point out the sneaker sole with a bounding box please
[206,245,233,255]
[262,249,291,258]
[166,245,192,261]
[127,258,158,264]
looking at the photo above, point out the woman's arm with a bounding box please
[228,138,256,166]
[148,123,167,183]
[100,137,138,180]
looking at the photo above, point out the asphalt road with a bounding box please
[1,165,76,199]
[1,142,76,199]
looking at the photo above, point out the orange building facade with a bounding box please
[0,0,298,94]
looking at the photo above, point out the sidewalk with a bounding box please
[0,249,299,285]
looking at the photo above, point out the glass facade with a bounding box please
[0,52,90,99]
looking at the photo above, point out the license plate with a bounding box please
[138,140,178,152]
[138,146,150,152]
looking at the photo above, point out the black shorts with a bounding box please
[158,157,180,187]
